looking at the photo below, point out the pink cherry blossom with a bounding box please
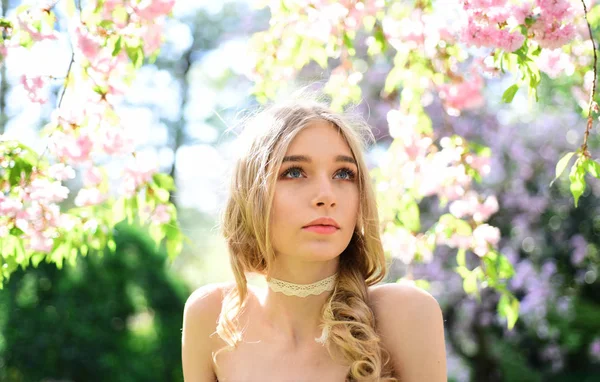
[536,0,572,19]
[449,192,480,219]
[449,192,498,222]
[510,2,533,25]
[27,232,54,253]
[382,226,418,265]
[140,22,164,54]
[21,75,49,104]
[72,23,103,63]
[439,233,472,250]
[537,49,575,78]
[473,195,499,222]
[472,224,500,256]
[121,157,157,197]
[75,188,106,207]
[531,21,576,50]
[16,10,59,42]
[50,106,87,129]
[48,163,76,181]
[99,126,134,155]
[465,153,491,176]
[58,213,79,231]
[0,195,23,217]
[133,0,175,21]
[26,179,70,204]
[438,72,485,115]
[83,167,104,187]
[151,204,171,224]
[50,131,94,164]
[95,0,123,19]
[387,110,432,161]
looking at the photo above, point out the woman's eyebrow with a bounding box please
[282,155,357,165]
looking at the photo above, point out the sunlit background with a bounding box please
[2,0,600,381]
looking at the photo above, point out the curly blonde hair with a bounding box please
[217,99,396,381]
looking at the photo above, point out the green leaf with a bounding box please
[584,159,600,178]
[52,244,67,269]
[112,35,122,57]
[153,187,170,204]
[99,20,115,29]
[93,84,108,95]
[498,293,520,330]
[149,223,166,249]
[502,84,519,103]
[396,196,420,232]
[14,239,26,264]
[42,11,56,29]
[112,197,126,224]
[456,248,466,267]
[107,239,117,253]
[153,173,175,191]
[126,196,138,224]
[496,253,515,279]
[342,32,354,52]
[125,43,144,69]
[165,226,183,261]
[455,265,470,279]
[463,269,478,295]
[569,160,586,207]
[31,253,45,267]
[455,219,473,236]
[113,5,128,25]
[551,151,575,186]
[1,237,15,258]
[414,279,430,291]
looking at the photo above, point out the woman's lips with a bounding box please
[302,225,339,234]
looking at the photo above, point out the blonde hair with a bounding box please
[217,99,396,381]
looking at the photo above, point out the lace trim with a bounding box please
[267,274,337,297]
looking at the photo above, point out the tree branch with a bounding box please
[57,53,75,109]
[580,0,598,158]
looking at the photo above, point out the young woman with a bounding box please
[181,100,447,381]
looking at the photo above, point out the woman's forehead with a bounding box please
[285,120,353,157]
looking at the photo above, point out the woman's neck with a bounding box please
[254,260,339,348]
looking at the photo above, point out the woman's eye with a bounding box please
[282,167,303,178]
[335,168,356,180]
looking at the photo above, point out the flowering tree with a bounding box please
[0,0,183,287]
[247,0,600,330]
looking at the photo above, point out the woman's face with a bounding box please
[270,119,359,264]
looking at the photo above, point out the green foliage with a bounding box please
[502,84,520,103]
[569,156,587,207]
[0,140,183,289]
[0,225,188,382]
[497,293,520,330]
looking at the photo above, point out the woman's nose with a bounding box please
[312,176,336,208]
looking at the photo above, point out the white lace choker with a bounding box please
[267,274,337,297]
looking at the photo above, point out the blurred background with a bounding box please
[1,0,600,381]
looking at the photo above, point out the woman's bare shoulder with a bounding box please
[184,282,236,320]
[368,281,447,381]
[367,280,443,332]
[183,282,239,340]
[182,283,236,381]
[368,280,439,309]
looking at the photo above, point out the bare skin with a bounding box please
[181,121,447,381]
[182,281,446,381]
